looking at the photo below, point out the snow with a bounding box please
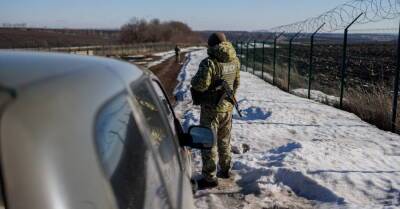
[237,43,273,49]
[174,49,400,209]
[292,88,340,106]
[245,67,274,83]
[146,46,204,68]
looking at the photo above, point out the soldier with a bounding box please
[175,45,181,63]
[191,32,240,189]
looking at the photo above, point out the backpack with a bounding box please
[191,58,224,106]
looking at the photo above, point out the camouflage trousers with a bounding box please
[200,108,233,181]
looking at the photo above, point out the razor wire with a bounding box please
[270,0,400,33]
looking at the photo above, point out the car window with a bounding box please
[132,80,184,209]
[131,81,178,163]
[150,80,176,135]
[95,92,169,209]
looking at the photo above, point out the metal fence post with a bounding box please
[262,41,265,79]
[308,23,325,99]
[392,21,400,132]
[242,41,244,70]
[237,41,241,70]
[339,13,363,109]
[246,42,249,72]
[273,32,284,85]
[288,31,301,92]
[234,41,237,56]
[253,40,256,75]
[240,41,243,71]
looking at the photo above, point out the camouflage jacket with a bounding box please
[191,41,240,112]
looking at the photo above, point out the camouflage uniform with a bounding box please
[191,41,240,181]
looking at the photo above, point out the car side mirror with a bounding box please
[183,126,216,150]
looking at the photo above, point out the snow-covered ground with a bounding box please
[174,49,400,209]
[237,43,273,49]
[292,88,340,106]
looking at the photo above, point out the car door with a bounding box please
[130,78,195,209]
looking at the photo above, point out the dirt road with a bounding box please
[149,52,188,104]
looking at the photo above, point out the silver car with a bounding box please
[0,51,214,209]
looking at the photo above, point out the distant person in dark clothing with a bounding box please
[175,45,181,63]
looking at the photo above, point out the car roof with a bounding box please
[0,50,143,90]
[0,51,146,209]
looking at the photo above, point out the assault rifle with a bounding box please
[216,80,243,118]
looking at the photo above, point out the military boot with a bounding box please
[196,178,218,190]
[217,170,232,179]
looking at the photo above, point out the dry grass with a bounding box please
[274,65,306,92]
[343,86,395,132]
[247,62,307,92]
[243,62,398,133]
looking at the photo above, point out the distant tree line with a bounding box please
[120,18,203,44]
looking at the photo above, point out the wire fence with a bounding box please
[270,0,400,33]
[233,25,400,134]
[233,0,400,133]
